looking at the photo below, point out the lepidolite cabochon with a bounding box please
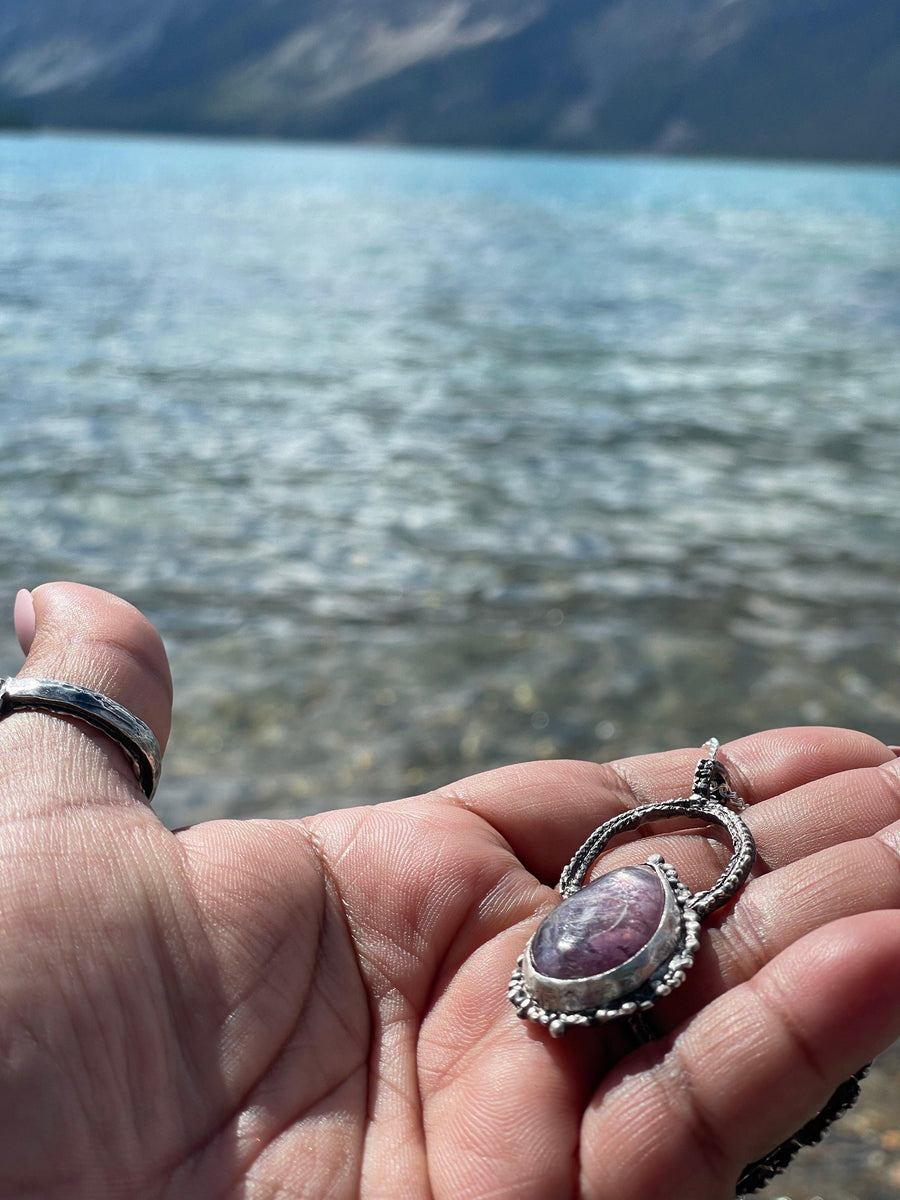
[530,865,668,980]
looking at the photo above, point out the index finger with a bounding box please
[428,728,894,885]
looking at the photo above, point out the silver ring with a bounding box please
[0,676,161,802]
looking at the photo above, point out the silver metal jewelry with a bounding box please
[508,738,755,1037]
[508,737,870,1197]
[0,676,161,802]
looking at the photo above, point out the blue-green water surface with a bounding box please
[2,132,900,827]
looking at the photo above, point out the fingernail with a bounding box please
[889,746,900,757]
[14,589,35,655]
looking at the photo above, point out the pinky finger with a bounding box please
[579,910,900,1200]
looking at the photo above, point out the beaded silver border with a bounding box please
[508,856,701,1037]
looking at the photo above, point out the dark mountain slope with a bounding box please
[1,0,897,162]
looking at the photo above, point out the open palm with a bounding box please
[1,582,898,1200]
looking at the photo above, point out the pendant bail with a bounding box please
[692,737,746,811]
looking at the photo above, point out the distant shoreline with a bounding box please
[4,123,900,173]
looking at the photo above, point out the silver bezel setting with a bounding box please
[508,857,701,1037]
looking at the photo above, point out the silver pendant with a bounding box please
[509,739,870,1200]
[508,739,756,1037]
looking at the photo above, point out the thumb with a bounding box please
[3,582,172,811]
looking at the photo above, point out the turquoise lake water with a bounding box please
[1,131,900,826]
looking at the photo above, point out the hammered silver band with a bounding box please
[0,676,161,802]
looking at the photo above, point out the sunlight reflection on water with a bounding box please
[1,134,899,826]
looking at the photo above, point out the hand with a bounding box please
[1,583,898,1200]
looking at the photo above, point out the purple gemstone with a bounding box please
[531,866,667,980]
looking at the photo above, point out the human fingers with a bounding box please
[1,582,172,815]
[579,910,900,1200]
[652,804,900,1029]
[419,735,896,1200]
[427,727,893,886]
[490,743,899,1046]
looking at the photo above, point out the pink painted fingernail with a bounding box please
[14,589,35,655]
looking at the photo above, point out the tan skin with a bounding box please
[0,582,898,1200]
